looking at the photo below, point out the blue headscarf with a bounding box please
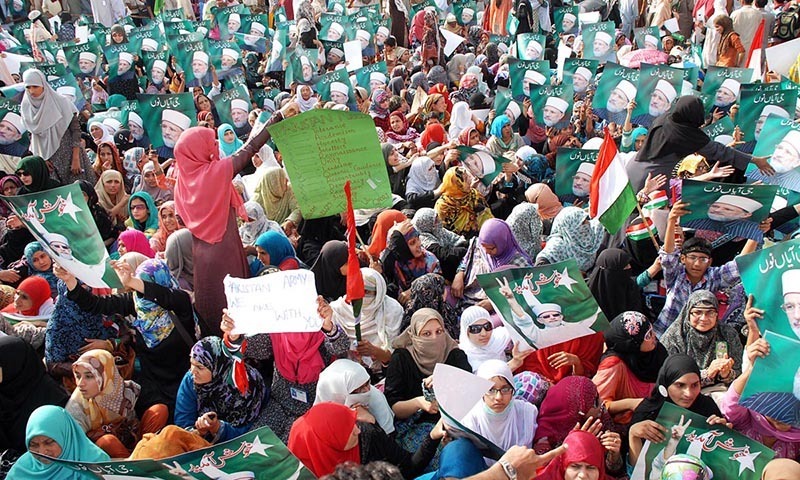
[24,242,58,296]
[8,405,109,479]
[132,259,180,349]
[631,127,648,148]
[254,230,297,268]
[127,191,160,233]
[489,114,511,139]
[218,123,243,158]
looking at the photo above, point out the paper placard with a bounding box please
[765,37,800,77]
[223,271,323,335]
[344,39,363,72]
[439,27,465,57]
[663,17,679,32]
[578,12,600,25]
[76,25,89,43]
[472,109,490,121]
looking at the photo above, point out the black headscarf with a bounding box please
[631,354,722,425]
[601,311,668,383]
[588,248,645,320]
[310,240,348,301]
[16,155,61,194]
[636,97,711,162]
[76,179,98,205]
[114,128,134,152]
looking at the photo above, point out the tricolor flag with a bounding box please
[589,129,638,234]
[626,217,658,241]
[642,190,669,213]
[344,180,365,340]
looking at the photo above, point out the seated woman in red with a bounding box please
[515,332,605,384]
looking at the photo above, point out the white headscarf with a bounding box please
[461,359,538,462]
[458,305,511,372]
[242,145,280,198]
[20,69,78,160]
[405,156,441,196]
[314,359,396,434]
[330,267,403,350]
[449,101,476,139]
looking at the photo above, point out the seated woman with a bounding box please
[118,229,156,258]
[0,276,53,348]
[253,167,302,236]
[23,241,59,295]
[217,123,243,159]
[239,201,283,247]
[310,240,348,302]
[536,430,614,480]
[412,208,468,282]
[485,115,525,157]
[462,360,539,463]
[536,207,604,272]
[505,202,544,261]
[458,305,513,372]
[165,229,194,291]
[401,273,460,337]
[91,141,123,179]
[78,179,121,248]
[149,201,183,253]
[253,230,301,272]
[288,402,444,479]
[95,169,130,228]
[365,209,407,261]
[380,221,441,303]
[660,290,742,395]
[133,161,173,205]
[66,349,169,458]
[175,337,267,444]
[593,312,668,426]
[315,359,396,434]
[588,249,646,321]
[405,156,442,211]
[525,183,563,236]
[125,191,159,238]
[8,405,110,479]
[434,166,493,238]
[327,268,403,367]
[384,110,420,147]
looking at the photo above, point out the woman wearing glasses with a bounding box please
[459,305,533,373]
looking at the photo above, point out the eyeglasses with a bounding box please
[15,170,29,177]
[684,255,711,264]
[468,322,493,334]
[689,308,718,319]
[782,303,800,314]
[130,204,147,211]
[485,386,514,396]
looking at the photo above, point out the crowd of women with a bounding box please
[1,0,800,478]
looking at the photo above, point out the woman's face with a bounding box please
[104,176,121,196]
[387,149,400,166]
[28,435,62,462]
[433,97,446,113]
[565,462,600,480]
[130,198,149,222]
[418,318,444,339]
[117,240,127,255]
[14,289,32,312]
[467,320,493,346]
[160,206,178,231]
[407,236,424,258]
[25,84,44,98]
[143,170,158,188]
[639,326,657,352]
[468,129,481,146]
[223,129,236,143]
[483,376,513,413]
[3,179,18,195]
[256,246,270,266]
[98,145,114,169]
[667,372,701,408]
[480,243,498,257]
[300,85,312,100]
[90,125,103,139]
[689,305,718,333]
[197,95,211,111]
[344,423,361,450]
[31,250,52,272]
[190,359,212,385]
[389,114,404,133]
[502,123,512,140]
[73,364,102,399]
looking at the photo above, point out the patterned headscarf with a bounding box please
[132,260,179,348]
[537,207,604,271]
[505,203,543,259]
[513,371,551,407]
[24,242,58,295]
[70,350,138,432]
[401,273,460,337]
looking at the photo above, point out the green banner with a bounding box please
[315,68,355,108]
[0,97,29,158]
[631,402,774,480]
[476,260,608,349]
[266,29,288,73]
[701,117,735,146]
[129,21,165,52]
[175,39,212,87]
[554,147,598,198]
[286,48,320,87]
[319,13,354,42]
[136,93,196,154]
[633,26,662,50]
[737,85,797,144]
[530,84,573,130]
[740,331,800,426]
[62,39,103,80]
[632,64,682,128]
[593,62,639,125]
[0,184,121,289]
[233,31,268,54]
[554,7,579,35]
[750,116,800,190]
[563,58,597,95]
[508,58,550,100]
[701,66,756,114]
[679,179,777,241]
[215,3,247,40]
[352,61,388,94]
[516,33,547,61]
[453,0,478,26]
[456,146,508,186]
[102,42,135,80]
[214,85,252,130]
[580,21,616,63]
[267,109,392,219]
[142,50,170,88]
[209,39,244,83]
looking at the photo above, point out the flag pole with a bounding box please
[634,202,661,252]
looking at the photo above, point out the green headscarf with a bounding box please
[127,191,160,233]
[16,156,61,194]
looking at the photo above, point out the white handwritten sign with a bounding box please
[223,271,322,335]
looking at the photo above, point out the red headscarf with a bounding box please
[174,127,247,244]
[428,83,452,112]
[367,209,407,257]
[288,403,360,478]
[458,126,481,146]
[97,141,125,176]
[119,229,156,258]
[3,276,51,316]
[536,430,607,480]
[420,123,447,150]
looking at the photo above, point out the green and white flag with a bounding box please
[631,402,774,480]
[701,66,756,115]
[632,64,682,128]
[554,147,598,198]
[530,84,573,130]
[477,260,609,350]
[740,331,800,427]
[563,58,598,94]
[456,146,508,186]
[593,62,639,125]
[508,58,550,100]
[1,184,121,289]
[233,31,268,54]
[516,33,547,60]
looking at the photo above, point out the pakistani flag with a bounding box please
[589,130,637,234]
[1,184,121,289]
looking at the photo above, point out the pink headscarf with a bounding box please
[118,229,156,258]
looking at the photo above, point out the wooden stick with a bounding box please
[634,202,661,252]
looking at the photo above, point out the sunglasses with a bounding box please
[130,204,148,211]
[15,170,30,177]
[468,322,493,334]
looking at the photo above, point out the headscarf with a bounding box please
[69,350,138,432]
[406,156,441,196]
[113,129,134,153]
[20,69,78,160]
[331,268,403,349]
[525,184,562,220]
[16,156,61,193]
[95,169,129,213]
[449,101,475,140]
[150,201,182,249]
[217,124,243,158]
[401,273,460,338]
[601,311,668,383]
[131,259,179,349]
[88,120,114,146]
[660,290,743,376]
[95,141,124,177]
[127,191,159,233]
[254,230,298,268]
[119,229,156,258]
[505,203,543,259]
[239,201,282,245]
[489,114,511,139]
[190,337,266,427]
[3,276,52,316]
[478,218,532,270]
[588,249,645,320]
[409,71,429,92]
[459,306,511,372]
[8,405,109,479]
[165,228,194,289]
[412,208,464,249]
[435,166,490,235]
[636,96,711,162]
[310,240,348,301]
[174,127,247,245]
[392,308,459,376]
[314,359,395,434]
[514,371,551,407]
[367,209,407,257]
[537,430,607,480]
[0,175,22,215]
[385,110,420,143]
[23,241,58,294]
[253,167,298,225]
[369,89,390,119]
[459,126,480,146]
[534,376,612,448]
[537,207,603,272]
[120,251,148,273]
[420,122,447,150]
[287,403,360,478]
[631,354,722,425]
[123,147,144,187]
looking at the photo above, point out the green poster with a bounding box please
[327,0,346,14]
[701,116,735,146]
[409,0,436,25]
[679,179,777,241]
[771,186,800,234]
[135,93,196,155]
[508,58,550,100]
[739,331,800,426]
[530,84,573,130]
[158,7,185,22]
[456,146,508,186]
[215,4,246,40]
[453,0,478,26]
[493,87,513,116]
[554,147,598,198]
[129,21,165,52]
[286,49,320,87]
[266,29,288,73]
[267,109,393,219]
[208,40,243,83]
[214,85,252,130]
[701,66,755,114]
[632,64,682,128]
[593,62,639,125]
[49,426,315,479]
[516,33,547,60]
[142,50,169,88]
[563,58,598,95]
[174,39,212,87]
[315,68,355,108]
[554,7,579,35]
[633,26,662,50]
[319,13,353,42]
[0,184,121,289]
[737,86,797,145]
[0,97,29,158]
[47,71,87,112]
[672,64,700,94]
[353,61,388,93]
[102,43,135,80]
[631,402,774,480]
[489,34,512,48]
[239,13,269,37]
[749,116,800,191]
[476,260,609,350]
[580,21,616,63]
[736,239,800,342]
[62,39,103,80]
[233,31,268,54]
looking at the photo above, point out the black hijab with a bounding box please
[16,155,61,194]
[588,248,645,320]
[114,128,134,152]
[310,240,348,301]
[76,179,98,206]
[601,311,668,383]
[636,97,711,162]
[631,354,722,425]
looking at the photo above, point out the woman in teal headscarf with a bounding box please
[24,241,59,296]
[485,114,524,156]
[125,191,160,237]
[217,124,243,158]
[254,230,300,272]
[8,405,110,479]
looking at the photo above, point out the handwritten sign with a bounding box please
[223,271,322,335]
[267,109,393,219]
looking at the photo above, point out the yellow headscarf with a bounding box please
[70,350,137,432]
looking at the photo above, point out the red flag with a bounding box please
[745,18,765,70]
[344,181,364,304]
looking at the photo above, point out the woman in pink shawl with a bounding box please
[174,102,299,334]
